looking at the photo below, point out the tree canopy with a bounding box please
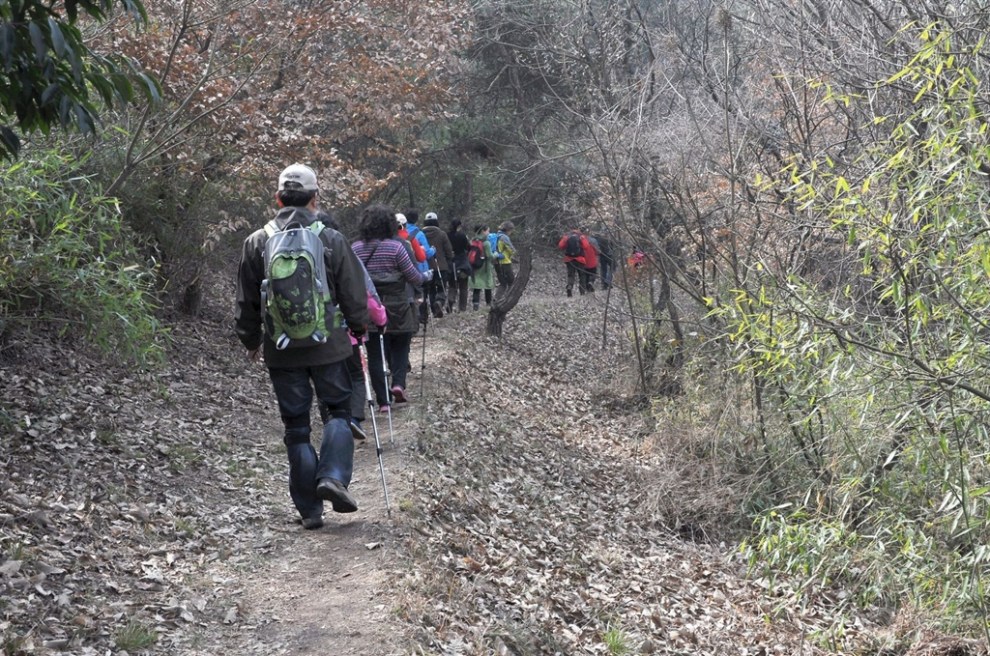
[0,0,158,158]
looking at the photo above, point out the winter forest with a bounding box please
[4,0,990,654]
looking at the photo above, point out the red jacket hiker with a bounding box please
[557,230,587,266]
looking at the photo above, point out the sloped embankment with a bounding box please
[393,286,881,655]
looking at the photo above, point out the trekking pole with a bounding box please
[379,332,396,445]
[433,260,448,309]
[359,342,391,517]
[419,305,429,399]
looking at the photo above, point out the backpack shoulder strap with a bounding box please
[309,220,325,236]
[263,219,279,238]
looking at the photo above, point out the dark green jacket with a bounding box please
[234,206,369,368]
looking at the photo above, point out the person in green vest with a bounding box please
[469,224,496,310]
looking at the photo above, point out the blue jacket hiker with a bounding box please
[403,209,436,274]
[234,163,370,529]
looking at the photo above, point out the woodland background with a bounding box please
[4,0,990,650]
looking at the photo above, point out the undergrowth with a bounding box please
[0,146,165,366]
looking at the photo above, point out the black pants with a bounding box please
[566,261,592,294]
[472,288,492,308]
[599,256,613,289]
[366,331,413,405]
[426,269,446,314]
[453,273,469,311]
[495,262,514,288]
[345,344,366,422]
[268,362,353,519]
[584,266,597,292]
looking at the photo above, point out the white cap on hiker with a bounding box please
[278,163,319,192]
[396,213,407,225]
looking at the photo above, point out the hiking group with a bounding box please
[558,227,614,296]
[234,163,517,529]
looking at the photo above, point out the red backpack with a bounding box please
[468,239,486,269]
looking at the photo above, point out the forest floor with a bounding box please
[0,256,983,655]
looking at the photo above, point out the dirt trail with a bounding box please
[2,266,904,655]
[178,363,423,656]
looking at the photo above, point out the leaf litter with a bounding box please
[0,259,980,655]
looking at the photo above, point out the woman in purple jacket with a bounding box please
[352,204,429,410]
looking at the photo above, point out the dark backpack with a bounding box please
[468,239,486,269]
[261,214,339,350]
[564,233,583,257]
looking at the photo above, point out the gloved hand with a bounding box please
[348,325,366,340]
[423,269,434,281]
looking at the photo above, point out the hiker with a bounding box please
[404,209,436,273]
[493,221,517,288]
[404,209,437,326]
[235,163,370,529]
[352,204,429,410]
[591,228,615,290]
[558,227,590,297]
[447,218,472,312]
[396,213,426,266]
[469,224,496,310]
[396,213,427,326]
[582,226,600,293]
[422,211,453,318]
[312,210,383,439]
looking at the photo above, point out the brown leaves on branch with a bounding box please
[93,0,472,201]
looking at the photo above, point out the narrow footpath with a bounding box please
[1,262,916,655]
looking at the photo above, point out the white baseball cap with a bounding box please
[278,163,318,191]
[395,213,407,225]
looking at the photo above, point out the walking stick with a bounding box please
[433,260,448,311]
[359,342,391,516]
[379,332,395,445]
[419,308,429,397]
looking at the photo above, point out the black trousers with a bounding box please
[366,331,413,405]
[472,288,493,307]
[495,262,514,288]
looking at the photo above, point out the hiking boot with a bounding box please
[566,287,572,297]
[301,515,324,530]
[379,404,390,414]
[316,478,358,513]
[472,303,479,311]
[391,385,407,403]
[349,420,367,441]
[432,300,444,318]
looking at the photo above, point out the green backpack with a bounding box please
[261,214,340,350]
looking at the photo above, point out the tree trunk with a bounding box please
[486,249,532,338]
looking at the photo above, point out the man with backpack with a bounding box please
[421,211,452,318]
[447,219,472,311]
[558,227,589,297]
[403,210,436,326]
[235,163,370,529]
[492,221,517,288]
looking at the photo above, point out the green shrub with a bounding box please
[719,28,990,638]
[0,147,165,365]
